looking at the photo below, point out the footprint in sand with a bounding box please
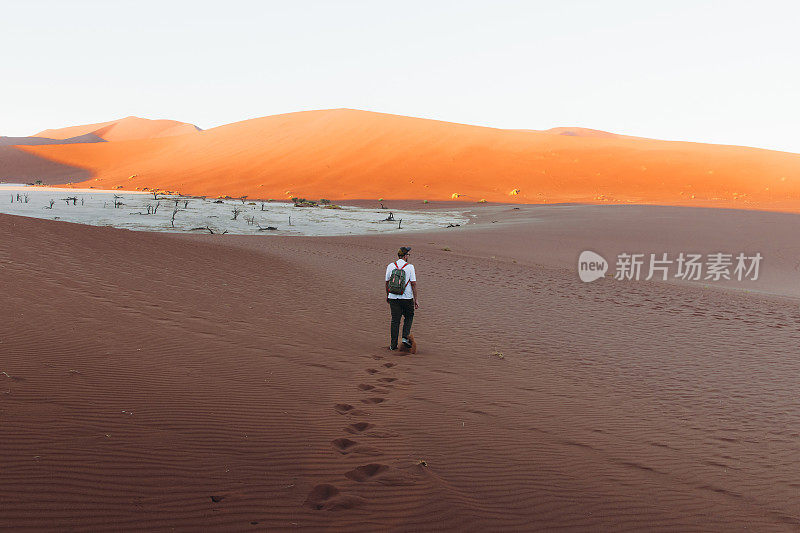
[304,484,365,511]
[343,464,416,486]
[344,463,390,482]
[334,403,368,416]
[344,422,375,434]
[334,403,355,414]
[358,384,389,394]
[382,362,396,368]
[360,397,386,404]
[366,368,380,374]
[331,438,382,456]
[377,377,397,383]
[331,438,359,453]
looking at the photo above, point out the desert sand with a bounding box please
[7,109,800,211]
[34,116,201,142]
[0,146,94,185]
[2,204,799,531]
[1,116,199,185]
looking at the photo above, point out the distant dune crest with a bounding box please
[4,109,800,212]
[34,116,201,142]
[542,127,621,138]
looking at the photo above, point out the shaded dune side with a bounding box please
[19,108,800,212]
[3,212,800,531]
[0,214,382,531]
[0,146,93,184]
[0,133,105,146]
[1,214,489,531]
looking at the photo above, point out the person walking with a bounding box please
[385,246,418,350]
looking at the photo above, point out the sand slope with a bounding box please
[0,146,93,184]
[34,116,200,142]
[2,208,799,530]
[0,133,105,146]
[1,116,197,183]
[16,109,800,211]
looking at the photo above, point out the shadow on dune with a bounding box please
[0,133,105,146]
[0,146,94,184]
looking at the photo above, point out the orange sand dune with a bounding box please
[541,126,622,138]
[20,109,800,211]
[34,116,200,142]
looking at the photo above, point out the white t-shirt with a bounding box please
[385,259,416,299]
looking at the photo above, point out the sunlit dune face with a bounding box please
[17,109,800,212]
[33,116,200,142]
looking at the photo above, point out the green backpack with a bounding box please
[387,261,409,295]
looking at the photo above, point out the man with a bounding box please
[385,246,419,351]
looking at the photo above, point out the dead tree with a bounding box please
[385,212,394,221]
[44,199,55,209]
[153,202,160,214]
[231,207,243,220]
[261,202,266,211]
[190,226,215,234]
[152,192,159,200]
[23,194,29,203]
[171,208,180,227]
[189,226,228,235]
[184,200,189,208]
[113,195,124,209]
[398,219,402,229]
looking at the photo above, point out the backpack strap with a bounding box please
[391,262,412,291]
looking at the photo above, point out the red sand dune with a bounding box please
[34,116,200,142]
[3,208,800,529]
[17,109,800,211]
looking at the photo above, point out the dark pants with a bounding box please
[389,298,414,349]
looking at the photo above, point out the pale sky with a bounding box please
[2,0,799,153]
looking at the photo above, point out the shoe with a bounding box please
[389,346,397,351]
[402,338,412,349]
